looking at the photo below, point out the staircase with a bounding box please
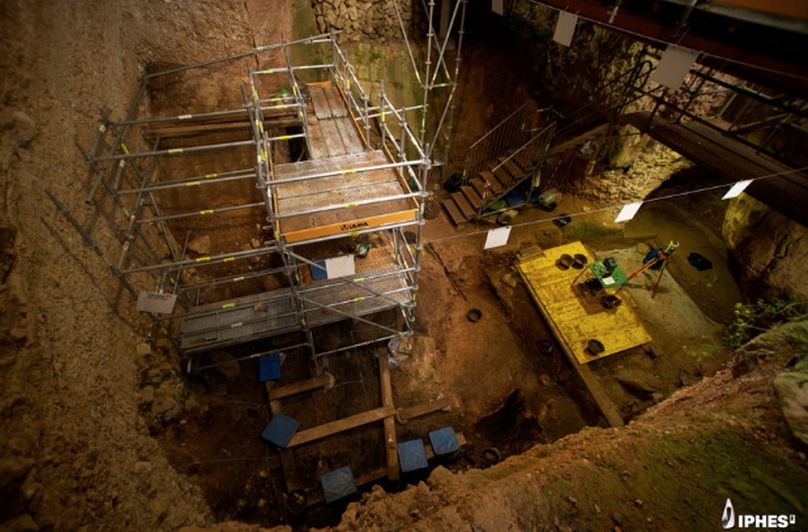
[441,145,544,225]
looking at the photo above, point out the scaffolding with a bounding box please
[47,30,464,368]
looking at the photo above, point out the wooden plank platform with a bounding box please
[517,241,651,364]
[273,150,417,243]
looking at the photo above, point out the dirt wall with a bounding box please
[0,1,269,529]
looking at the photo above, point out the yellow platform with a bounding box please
[517,241,651,364]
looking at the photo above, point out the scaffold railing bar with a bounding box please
[332,42,369,102]
[144,31,340,79]
[195,343,310,368]
[86,81,146,203]
[298,294,402,335]
[303,286,413,314]
[114,106,291,127]
[314,331,408,359]
[136,201,265,224]
[269,158,426,185]
[165,290,294,322]
[75,143,163,262]
[93,139,255,162]
[287,249,411,307]
[365,104,425,119]
[298,268,416,297]
[122,245,280,275]
[118,138,160,270]
[396,227,417,265]
[178,265,292,293]
[274,190,419,220]
[117,169,257,195]
[283,219,418,249]
[254,63,334,75]
[181,307,300,339]
[381,92,427,159]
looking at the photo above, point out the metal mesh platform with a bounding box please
[180,288,299,353]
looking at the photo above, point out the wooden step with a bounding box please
[503,158,526,179]
[441,198,467,225]
[512,151,536,173]
[492,166,515,189]
[480,171,503,194]
[451,191,476,219]
[461,185,483,210]
[471,177,489,198]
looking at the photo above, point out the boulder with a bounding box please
[186,235,211,256]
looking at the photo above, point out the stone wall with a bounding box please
[311,0,415,40]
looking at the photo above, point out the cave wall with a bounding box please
[723,194,808,302]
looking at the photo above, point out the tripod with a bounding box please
[617,241,679,299]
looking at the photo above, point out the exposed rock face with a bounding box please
[723,194,808,302]
[311,0,415,41]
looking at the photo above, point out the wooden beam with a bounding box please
[396,397,452,424]
[269,374,333,401]
[516,268,625,428]
[265,382,303,495]
[378,354,399,481]
[286,406,395,448]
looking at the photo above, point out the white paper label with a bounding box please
[325,255,356,279]
[136,292,177,314]
[615,202,643,223]
[484,226,512,250]
[553,12,578,47]
[651,45,698,90]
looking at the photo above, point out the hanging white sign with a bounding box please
[553,12,578,47]
[137,292,177,314]
[484,226,512,250]
[325,255,356,279]
[652,45,698,90]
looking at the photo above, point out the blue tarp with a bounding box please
[309,259,327,280]
[428,427,460,456]
[320,465,358,503]
[261,413,299,448]
[258,355,281,382]
[397,439,429,473]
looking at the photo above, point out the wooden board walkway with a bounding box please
[517,241,655,427]
[307,83,363,159]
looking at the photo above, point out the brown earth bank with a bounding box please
[322,321,808,531]
[0,1,269,529]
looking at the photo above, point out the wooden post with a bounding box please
[379,353,400,480]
